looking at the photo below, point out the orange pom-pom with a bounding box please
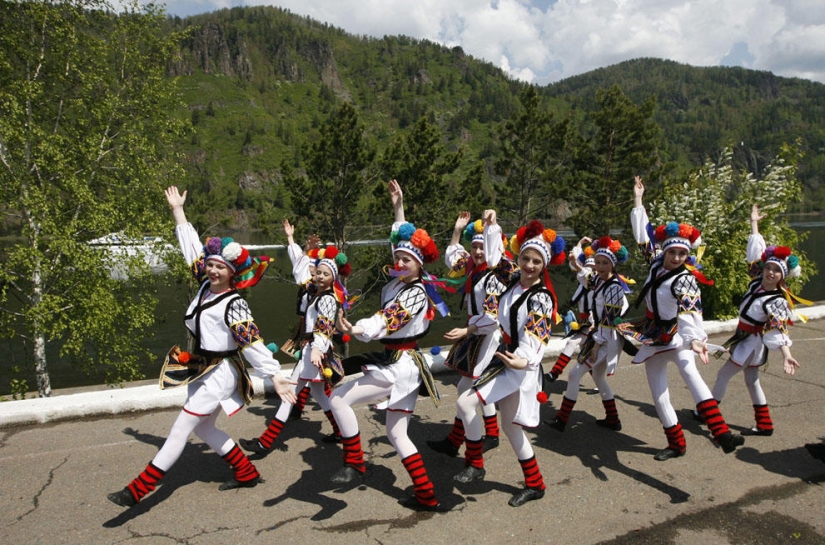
[178,351,191,364]
[542,228,557,244]
[678,224,692,239]
[583,246,595,257]
[608,239,621,254]
[410,228,431,249]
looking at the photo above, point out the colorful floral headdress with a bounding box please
[462,219,485,245]
[653,222,702,252]
[307,245,357,309]
[576,245,596,268]
[761,245,801,279]
[390,222,439,264]
[590,236,629,267]
[204,236,271,289]
[509,220,567,266]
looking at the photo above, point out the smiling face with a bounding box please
[662,246,690,270]
[394,251,422,282]
[205,258,233,291]
[761,261,784,289]
[315,263,335,291]
[518,248,545,286]
[593,254,615,280]
[470,241,486,266]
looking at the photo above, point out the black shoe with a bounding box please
[322,433,342,443]
[654,448,685,461]
[546,418,566,432]
[107,488,137,507]
[508,487,545,507]
[398,496,445,512]
[453,465,486,483]
[218,477,261,491]
[239,437,271,457]
[544,372,557,383]
[595,419,622,431]
[743,427,773,437]
[330,465,363,485]
[482,435,500,452]
[289,406,303,421]
[426,438,460,457]
[717,432,745,453]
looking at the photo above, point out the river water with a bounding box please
[2,222,824,395]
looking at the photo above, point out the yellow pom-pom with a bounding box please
[570,321,580,331]
[509,234,520,254]
[473,219,483,233]
[323,368,333,379]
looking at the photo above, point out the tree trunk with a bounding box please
[34,333,51,398]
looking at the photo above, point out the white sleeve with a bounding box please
[174,223,204,266]
[631,206,650,245]
[483,223,504,268]
[288,242,313,284]
[746,234,766,264]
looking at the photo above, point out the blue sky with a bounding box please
[159,0,825,85]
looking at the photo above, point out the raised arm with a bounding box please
[750,204,765,236]
[389,179,405,224]
[633,175,644,209]
[451,211,471,246]
[164,186,188,225]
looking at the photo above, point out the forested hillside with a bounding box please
[162,6,825,234]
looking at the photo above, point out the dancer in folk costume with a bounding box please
[548,236,631,432]
[108,186,297,507]
[453,213,566,507]
[623,176,744,461]
[426,211,514,457]
[709,204,804,436]
[240,236,354,455]
[279,220,322,420]
[544,237,596,383]
[331,179,449,512]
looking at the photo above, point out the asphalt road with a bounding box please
[2,319,825,544]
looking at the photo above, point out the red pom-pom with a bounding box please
[516,226,527,243]
[307,248,319,259]
[688,226,701,242]
[653,225,667,242]
[597,236,612,249]
[340,262,352,276]
[341,334,351,343]
[523,220,544,241]
[324,246,338,259]
[550,251,567,266]
[537,391,548,404]
[774,246,791,259]
[236,247,250,266]
[178,351,191,364]
[423,239,439,263]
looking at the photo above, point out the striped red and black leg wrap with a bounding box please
[258,418,285,449]
[126,462,165,503]
[464,438,484,469]
[324,410,342,438]
[550,353,571,377]
[342,433,366,473]
[518,455,546,491]
[222,444,260,484]
[402,452,438,507]
[483,414,500,438]
[323,381,332,398]
[446,417,465,448]
[664,423,686,454]
[696,398,731,439]
[754,404,773,432]
[555,396,576,424]
[293,385,311,413]
[602,398,620,424]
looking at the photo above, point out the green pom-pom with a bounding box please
[294,349,301,360]
[389,231,401,245]
[221,237,234,249]
[336,252,348,265]
[266,342,279,353]
[787,255,799,269]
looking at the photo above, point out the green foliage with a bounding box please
[648,144,814,319]
[0,0,187,396]
[280,102,377,246]
[492,86,570,226]
[566,85,670,236]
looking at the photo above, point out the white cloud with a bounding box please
[158,0,825,84]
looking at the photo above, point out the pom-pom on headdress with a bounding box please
[577,245,596,268]
[590,236,629,268]
[761,245,801,279]
[307,244,357,309]
[462,219,485,245]
[308,245,352,279]
[203,236,271,289]
[509,220,567,266]
[653,222,702,252]
[390,222,439,265]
